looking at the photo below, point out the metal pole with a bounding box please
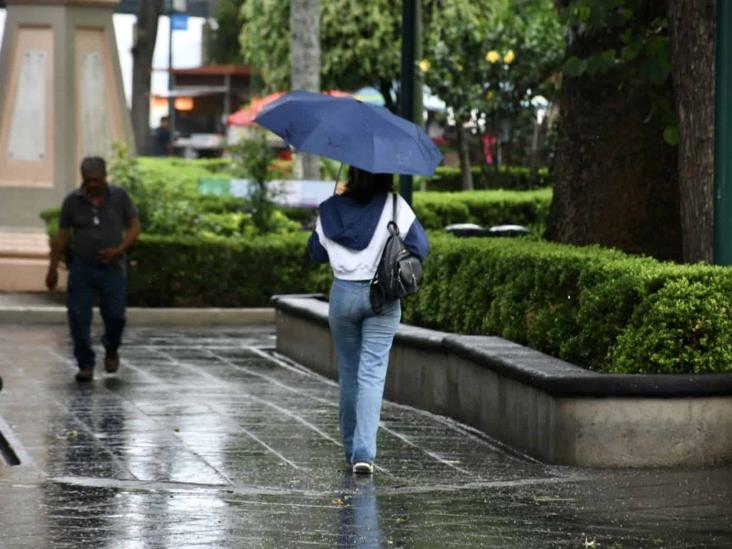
[414,0,423,128]
[167,2,176,146]
[399,0,416,205]
[250,0,261,97]
[714,0,732,264]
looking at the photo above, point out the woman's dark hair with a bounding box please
[344,166,394,204]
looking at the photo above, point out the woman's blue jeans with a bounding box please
[67,261,127,370]
[328,278,401,465]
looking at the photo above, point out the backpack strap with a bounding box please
[388,192,399,236]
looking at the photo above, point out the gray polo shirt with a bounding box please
[59,185,139,269]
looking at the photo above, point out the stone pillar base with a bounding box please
[0,230,66,292]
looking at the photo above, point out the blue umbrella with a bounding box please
[254,90,442,176]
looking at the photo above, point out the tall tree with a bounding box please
[422,0,563,189]
[240,0,443,113]
[131,0,164,155]
[667,0,715,263]
[290,0,321,180]
[546,0,682,261]
[209,0,246,64]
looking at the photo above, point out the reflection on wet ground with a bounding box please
[0,326,731,548]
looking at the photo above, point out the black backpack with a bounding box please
[369,193,423,313]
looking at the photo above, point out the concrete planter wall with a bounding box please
[274,295,732,468]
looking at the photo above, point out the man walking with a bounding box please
[46,157,141,382]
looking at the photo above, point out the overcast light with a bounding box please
[0,10,203,108]
[0,10,5,47]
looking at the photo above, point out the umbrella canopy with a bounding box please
[228,90,352,127]
[254,90,442,176]
[228,92,285,127]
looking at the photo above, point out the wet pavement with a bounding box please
[0,325,731,548]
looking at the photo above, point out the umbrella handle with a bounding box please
[333,163,344,195]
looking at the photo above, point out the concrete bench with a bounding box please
[273,294,732,468]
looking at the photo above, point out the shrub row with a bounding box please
[121,230,732,375]
[126,233,331,307]
[412,189,551,232]
[42,187,553,237]
[420,165,551,192]
[402,234,732,374]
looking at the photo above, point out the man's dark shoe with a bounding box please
[104,353,120,373]
[75,368,94,382]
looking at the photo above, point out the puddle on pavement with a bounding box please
[0,326,730,548]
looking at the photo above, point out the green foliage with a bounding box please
[560,0,668,81]
[403,235,732,374]
[413,189,552,233]
[420,165,551,191]
[610,278,732,374]
[109,147,298,239]
[226,130,277,231]
[240,0,406,103]
[239,0,468,109]
[111,148,243,237]
[126,233,332,307]
[43,185,732,374]
[136,156,232,195]
[209,0,246,64]
[40,207,60,236]
[239,0,290,92]
[423,0,564,121]
[110,142,151,227]
[122,153,237,232]
[559,0,676,143]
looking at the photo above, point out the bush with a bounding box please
[225,131,277,232]
[126,233,332,307]
[609,277,732,374]
[106,147,302,239]
[419,165,551,192]
[136,156,234,195]
[402,234,732,374]
[43,198,732,374]
[412,189,551,233]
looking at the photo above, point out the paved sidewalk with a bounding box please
[0,324,731,548]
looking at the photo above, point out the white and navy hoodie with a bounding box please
[308,192,429,280]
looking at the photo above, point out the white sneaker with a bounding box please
[352,461,374,475]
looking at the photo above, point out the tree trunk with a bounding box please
[546,4,682,261]
[290,0,321,180]
[668,0,716,263]
[529,117,540,171]
[131,0,164,156]
[456,116,474,190]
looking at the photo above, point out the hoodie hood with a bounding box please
[318,192,388,250]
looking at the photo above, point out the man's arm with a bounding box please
[98,217,142,264]
[46,228,70,290]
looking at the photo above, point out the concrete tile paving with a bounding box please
[0,325,730,548]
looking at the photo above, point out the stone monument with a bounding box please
[0,0,134,290]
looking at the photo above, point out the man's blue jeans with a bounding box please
[67,261,127,370]
[328,278,401,465]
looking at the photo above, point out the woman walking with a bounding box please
[308,167,429,474]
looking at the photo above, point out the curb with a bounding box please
[274,295,732,468]
[0,306,275,326]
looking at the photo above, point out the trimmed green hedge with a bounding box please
[42,187,553,237]
[420,165,551,192]
[403,234,732,374]
[412,189,551,232]
[126,233,331,307]
[137,157,233,193]
[120,230,732,374]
